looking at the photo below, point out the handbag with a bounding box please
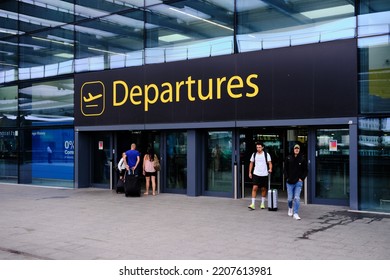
[116,178,124,188]
[153,155,160,171]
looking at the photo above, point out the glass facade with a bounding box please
[0,1,390,213]
[237,0,355,52]
[207,131,232,193]
[357,0,390,212]
[358,118,390,211]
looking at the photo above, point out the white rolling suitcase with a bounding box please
[267,174,278,211]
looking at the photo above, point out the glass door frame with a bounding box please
[90,131,113,189]
[308,125,357,206]
[203,129,235,198]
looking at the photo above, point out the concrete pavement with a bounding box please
[0,183,389,260]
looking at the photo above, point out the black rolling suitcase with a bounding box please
[267,174,278,211]
[124,170,140,197]
[116,178,125,193]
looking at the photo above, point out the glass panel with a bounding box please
[18,0,75,33]
[19,28,74,79]
[207,131,232,192]
[316,128,349,199]
[75,0,138,17]
[75,9,144,71]
[19,79,74,126]
[166,132,187,191]
[0,36,18,83]
[359,118,390,212]
[0,129,18,183]
[0,0,18,40]
[358,39,390,114]
[237,0,355,52]
[19,128,74,188]
[0,86,18,127]
[145,0,234,63]
[359,0,390,15]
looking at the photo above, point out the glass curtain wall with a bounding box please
[145,0,234,63]
[358,118,390,211]
[358,0,390,212]
[236,0,356,52]
[0,0,369,81]
[0,86,18,183]
[18,78,74,187]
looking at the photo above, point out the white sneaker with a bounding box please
[293,213,301,220]
[288,208,293,217]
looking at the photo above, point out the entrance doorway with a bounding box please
[90,130,160,189]
[164,131,187,194]
[91,132,112,188]
[239,128,308,200]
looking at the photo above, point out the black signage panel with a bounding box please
[75,39,357,126]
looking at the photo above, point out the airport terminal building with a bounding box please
[1,0,389,213]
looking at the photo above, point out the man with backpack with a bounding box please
[248,142,272,210]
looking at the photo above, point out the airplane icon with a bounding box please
[83,92,103,102]
[81,81,105,117]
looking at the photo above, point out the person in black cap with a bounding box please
[284,143,308,220]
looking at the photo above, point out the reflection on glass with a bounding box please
[359,40,390,114]
[316,128,349,200]
[166,132,187,190]
[19,79,74,126]
[19,28,74,79]
[0,130,18,183]
[237,1,355,52]
[145,1,234,63]
[19,128,74,188]
[93,134,111,185]
[359,118,390,212]
[0,86,18,127]
[207,131,232,192]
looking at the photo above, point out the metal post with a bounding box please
[234,163,238,199]
[241,164,245,198]
[157,171,160,194]
[109,161,113,190]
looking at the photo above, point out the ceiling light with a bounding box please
[54,53,74,58]
[32,36,74,46]
[159,34,191,42]
[301,4,354,20]
[169,7,233,31]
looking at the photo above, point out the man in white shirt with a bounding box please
[248,142,272,210]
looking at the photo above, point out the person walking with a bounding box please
[117,152,127,180]
[143,146,158,195]
[248,142,272,210]
[123,143,140,176]
[284,143,308,220]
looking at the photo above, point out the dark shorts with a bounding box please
[252,174,268,187]
[144,171,157,177]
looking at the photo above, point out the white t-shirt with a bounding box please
[250,152,271,176]
[117,158,126,171]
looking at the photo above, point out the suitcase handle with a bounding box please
[268,173,271,190]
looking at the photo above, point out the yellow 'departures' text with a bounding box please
[113,74,259,112]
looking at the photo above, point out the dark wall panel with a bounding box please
[75,39,357,126]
